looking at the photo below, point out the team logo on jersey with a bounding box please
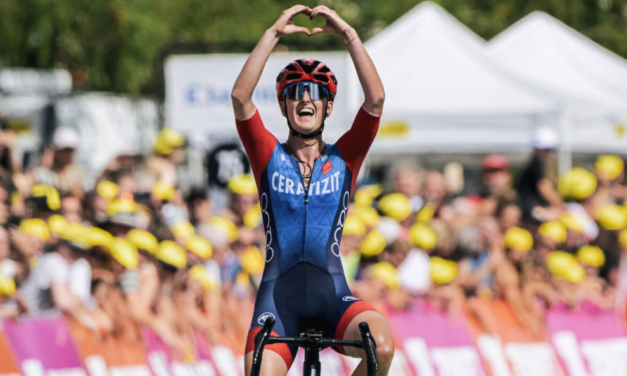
[342,296,360,302]
[322,159,332,175]
[321,155,328,162]
[271,171,341,196]
[258,312,276,325]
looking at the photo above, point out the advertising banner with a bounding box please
[3,317,86,376]
[547,306,627,376]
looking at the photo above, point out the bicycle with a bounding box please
[251,317,378,376]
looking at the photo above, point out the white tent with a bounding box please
[488,12,627,157]
[349,1,558,154]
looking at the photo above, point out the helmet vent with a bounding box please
[286,73,302,80]
[331,76,337,85]
[285,64,298,72]
[313,74,329,83]
[276,72,285,83]
[318,66,331,73]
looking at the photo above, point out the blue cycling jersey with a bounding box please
[236,106,380,280]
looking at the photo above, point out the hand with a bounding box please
[271,5,313,37]
[310,6,353,38]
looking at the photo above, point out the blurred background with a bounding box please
[1,1,627,375]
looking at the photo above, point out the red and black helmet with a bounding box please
[276,59,338,104]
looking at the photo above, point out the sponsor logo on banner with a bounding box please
[258,312,276,325]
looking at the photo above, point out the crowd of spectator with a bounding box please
[0,122,625,357]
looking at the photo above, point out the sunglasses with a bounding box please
[283,82,329,101]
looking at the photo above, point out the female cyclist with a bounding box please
[231,5,394,375]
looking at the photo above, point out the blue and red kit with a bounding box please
[237,106,381,367]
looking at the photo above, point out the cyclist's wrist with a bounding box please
[266,27,282,39]
[341,28,358,45]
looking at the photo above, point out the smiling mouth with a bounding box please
[297,108,315,120]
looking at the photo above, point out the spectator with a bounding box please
[518,127,562,223]
[33,127,85,197]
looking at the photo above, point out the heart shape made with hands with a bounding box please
[284,7,341,37]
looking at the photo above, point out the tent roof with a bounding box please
[360,2,556,116]
[488,12,627,111]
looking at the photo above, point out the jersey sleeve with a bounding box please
[335,106,381,192]
[235,109,278,189]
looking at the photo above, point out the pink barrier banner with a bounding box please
[142,328,241,376]
[3,316,86,376]
[389,302,487,376]
[547,307,627,376]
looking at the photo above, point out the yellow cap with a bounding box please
[86,227,114,248]
[227,174,257,195]
[109,238,139,269]
[206,217,238,243]
[127,229,159,254]
[157,240,187,269]
[595,204,627,230]
[171,221,195,240]
[378,193,412,222]
[48,215,68,235]
[32,184,61,211]
[158,128,185,148]
[240,246,265,275]
[359,230,387,257]
[558,168,597,201]
[188,264,218,291]
[371,262,400,290]
[152,181,176,202]
[559,213,585,234]
[416,202,436,223]
[596,155,624,180]
[564,263,586,283]
[60,222,89,249]
[343,216,366,237]
[429,257,458,285]
[352,206,380,227]
[504,227,533,252]
[409,223,437,251]
[354,184,383,207]
[186,235,212,259]
[546,251,578,280]
[0,276,16,296]
[106,198,138,216]
[577,245,605,267]
[244,204,262,229]
[538,221,567,243]
[153,138,173,155]
[19,218,50,242]
[96,181,119,201]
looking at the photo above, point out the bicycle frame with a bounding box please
[251,317,378,376]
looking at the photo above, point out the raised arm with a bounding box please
[310,6,385,115]
[231,5,312,120]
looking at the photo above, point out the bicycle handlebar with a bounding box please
[250,317,378,376]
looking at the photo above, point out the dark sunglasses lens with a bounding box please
[285,83,326,100]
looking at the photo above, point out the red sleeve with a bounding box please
[335,106,381,192]
[235,109,278,189]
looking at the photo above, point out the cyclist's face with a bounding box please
[281,90,333,134]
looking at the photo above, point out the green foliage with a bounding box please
[1,0,626,95]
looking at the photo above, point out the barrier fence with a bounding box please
[1,299,627,376]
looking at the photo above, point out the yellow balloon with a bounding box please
[228,174,257,195]
[596,155,624,180]
[558,168,597,201]
[595,204,627,230]
[240,246,265,275]
[96,181,119,201]
[343,215,366,237]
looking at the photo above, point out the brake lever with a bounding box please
[250,317,276,376]
[358,322,378,376]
